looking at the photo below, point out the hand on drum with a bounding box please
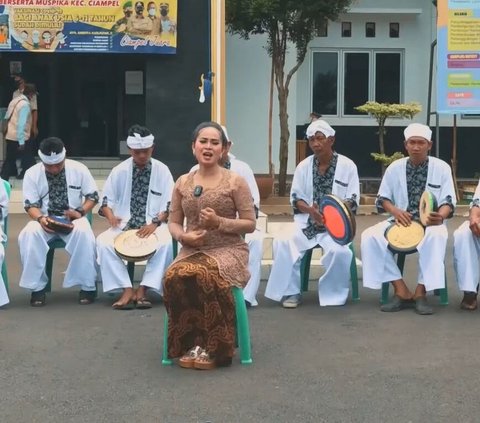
[38,216,56,234]
[181,229,207,247]
[309,203,324,226]
[137,223,158,238]
[425,211,444,226]
[199,207,220,230]
[391,208,412,227]
[64,208,82,221]
[107,215,122,228]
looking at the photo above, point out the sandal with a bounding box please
[460,291,478,311]
[179,346,204,369]
[194,351,216,370]
[136,297,152,309]
[78,290,96,305]
[30,290,46,307]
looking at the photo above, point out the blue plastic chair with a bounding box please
[45,211,93,293]
[1,179,11,293]
[162,239,253,366]
[300,243,360,301]
[380,250,448,305]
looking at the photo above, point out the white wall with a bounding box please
[225,33,298,174]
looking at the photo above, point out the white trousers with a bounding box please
[96,224,173,293]
[0,243,8,307]
[361,220,448,291]
[18,217,97,292]
[264,226,352,306]
[243,229,264,306]
[453,221,480,293]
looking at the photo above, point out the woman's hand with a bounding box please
[199,207,220,229]
[180,229,207,247]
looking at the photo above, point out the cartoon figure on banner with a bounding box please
[41,31,52,49]
[55,31,67,48]
[32,30,40,49]
[159,2,176,34]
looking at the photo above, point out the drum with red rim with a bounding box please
[318,194,356,245]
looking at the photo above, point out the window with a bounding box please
[342,22,352,37]
[390,23,399,38]
[312,52,338,115]
[311,49,404,116]
[366,22,375,38]
[318,19,328,37]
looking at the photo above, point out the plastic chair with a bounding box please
[299,243,360,301]
[45,211,93,293]
[380,250,448,305]
[1,179,11,293]
[162,239,252,366]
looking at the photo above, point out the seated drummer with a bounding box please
[264,119,359,308]
[19,137,99,307]
[453,181,480,310]
[361,123,456,315]
[96,124,174,310]
[0,180,10,308]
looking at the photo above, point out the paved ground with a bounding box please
[1,214,480,423]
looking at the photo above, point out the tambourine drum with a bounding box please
[318,194,356,245]
[45,216,74,234]
[114,229,158,262]
[385,221,425,254]
[419,191,438,227]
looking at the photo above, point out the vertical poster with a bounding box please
[437,0,480,113]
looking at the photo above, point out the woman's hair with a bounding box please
[128,124,152,137]
[191,121,228,147]
[39,137,64,154]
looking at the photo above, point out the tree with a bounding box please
[226,0,353,196]
[355,101,422,174]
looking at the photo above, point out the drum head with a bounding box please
[319,194,356,245]
[46,216,74,234]
[385,221,425,253]
[114,230,158,262]
[419,191,438,226]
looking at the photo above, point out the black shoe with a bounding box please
[30,289,46,307]
[415,297,433,315]
[380,295,410,312]
[78,290,96,305]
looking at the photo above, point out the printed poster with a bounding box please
[437,0,480,113]
[0,0,177,54]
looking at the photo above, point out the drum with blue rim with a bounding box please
[318,194,356,245]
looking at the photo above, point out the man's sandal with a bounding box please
[178,346,203,369]
[460,292,478,311]
[194,351,216,370]
[136,297,152,309]
[78,290,96,305]
[30,290,46,307]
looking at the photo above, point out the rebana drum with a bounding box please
[419,190,438,226]
[45,216,74,234]
[319,194,356,245]
[385,221,425,254]
[114,229,158,262]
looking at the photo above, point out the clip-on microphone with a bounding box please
[193,185,203,197]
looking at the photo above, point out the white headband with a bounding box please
[306,119,335,138]
[38,147,66,165]
[127,133,154,149]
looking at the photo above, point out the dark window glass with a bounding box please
[342,22,352,37]
[312,52,338,115]
[344,52,369,115]
[390,22,399,38]
[318,19,328,37]
[375,53,401,103]
[366,22,375,38]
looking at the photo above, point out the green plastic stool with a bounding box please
[1,179,11,293]
[45,211,93,293]
[162,286,253,366]
[380,251,448,305]
[300,243,360,301]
